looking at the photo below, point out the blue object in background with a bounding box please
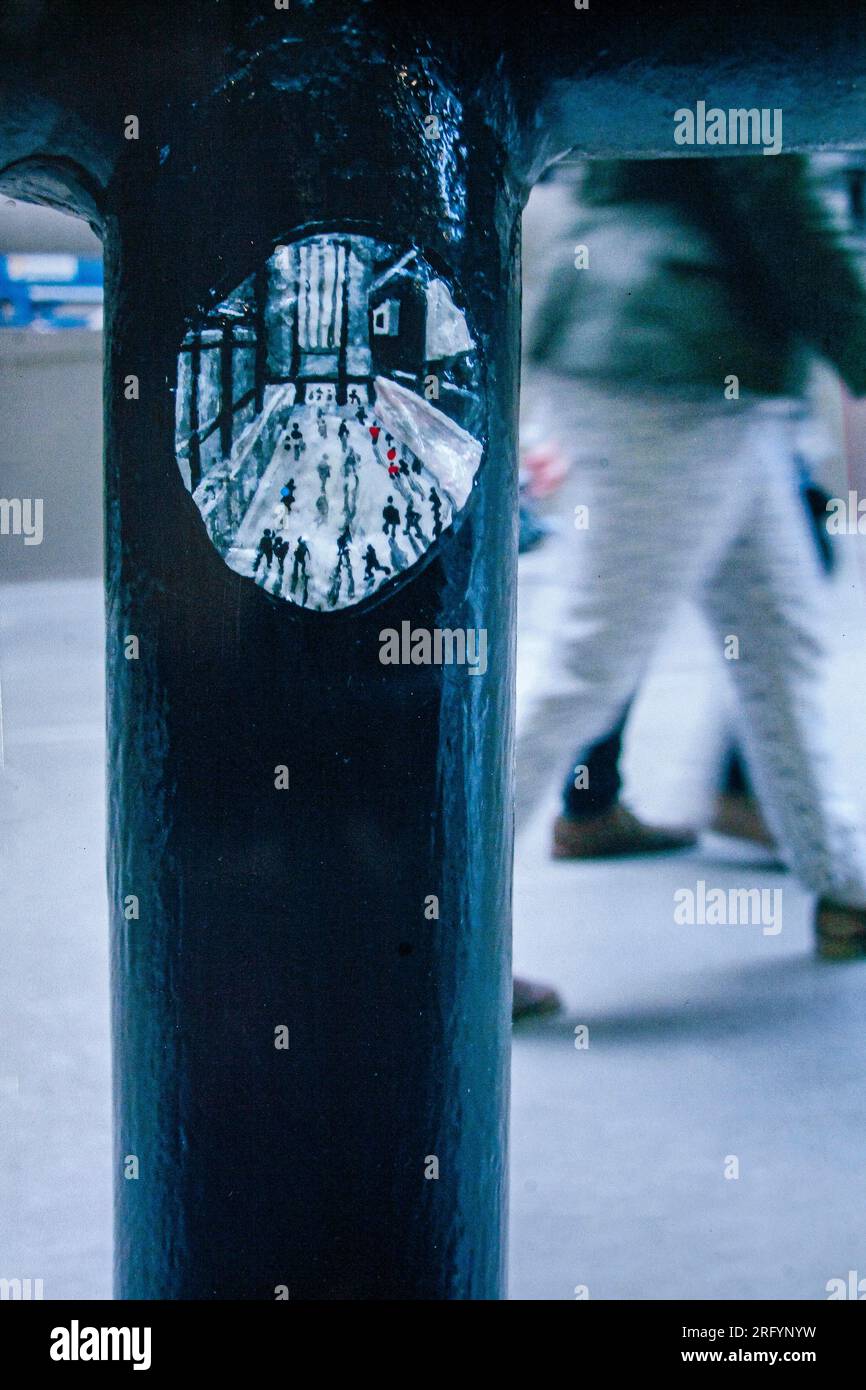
[0,253,103,329]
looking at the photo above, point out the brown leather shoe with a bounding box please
[513,976,562,1022]
[710,792,775,848]
[815,900,866,960]
[552,804,697,860]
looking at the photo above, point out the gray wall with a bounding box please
[0,201,103,581]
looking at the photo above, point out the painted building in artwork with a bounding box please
[367,251,428,387]
[176,234,478,483]
[268,237,435,400]
[266,237,373,393]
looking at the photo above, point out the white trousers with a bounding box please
[539,378,866,908]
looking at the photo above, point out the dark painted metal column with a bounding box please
[102,18,521,1300]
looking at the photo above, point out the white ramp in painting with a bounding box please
[373,375,483,510]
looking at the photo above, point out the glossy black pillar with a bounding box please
[102,30,519,1300]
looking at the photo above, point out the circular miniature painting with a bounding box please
[175,233,484,611]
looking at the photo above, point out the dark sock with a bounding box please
[562,706,630,821]
[722,745,752,799]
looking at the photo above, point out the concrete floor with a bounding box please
[3,521,866,1298]
[509,509,866,1301]
[1,580,110,1298]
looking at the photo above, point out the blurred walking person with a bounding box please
[527,156,866,959]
